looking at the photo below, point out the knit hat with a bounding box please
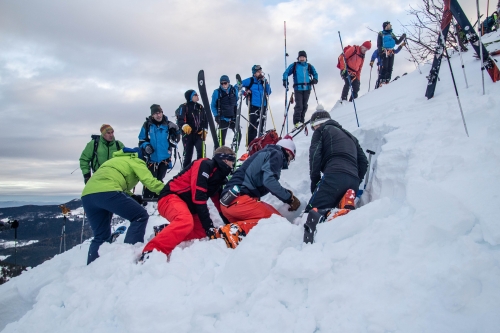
[276,136,296,160]
[150,104,162,115]
[361,41,372,50]
[310,109,331,128]
[297,50,307,60]
[184,89,197,102]
[100,124,113,134]
[220,75,230,84]
[383,21,390,29]
[252,65,262,74]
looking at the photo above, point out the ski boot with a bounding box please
[108,226,127,243]
[153,223,169,236]
[303,208,329,244]
[218,223,246,249]
[328,189,356,221]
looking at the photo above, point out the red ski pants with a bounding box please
[220,195,281,234]
[143,194,206,255]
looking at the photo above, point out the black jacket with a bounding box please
[309,120,368,189]
[175,101,208,133]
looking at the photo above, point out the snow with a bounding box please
[1,31,500,332]
[0,240,38,249]
[0,255,10,261]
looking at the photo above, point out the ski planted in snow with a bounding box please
[198,70,220,150]
[231,74,243,155]
[108,226,127,243]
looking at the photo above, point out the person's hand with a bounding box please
[198,130,207,140]
[369,61,374,67]
[182,124,192,135]
[131,194,144,205]
[311,78,318,85]
[10,220,19,229]
[215,115,220,124]
[206,227,220,239]
[288,193,301,212]
[283,80,288,88]
[83,173,91,184]
[401,41,406,47]
[144,144,154,156]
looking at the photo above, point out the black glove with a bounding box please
[283,80,288,88]
[311,78,318,85]
[144,145,154,156]
[10,220,19,229]
[215,115,220,124]
[84,173,91,184]
[131,194,144,205]
[402,33,407,39]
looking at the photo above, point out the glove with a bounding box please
[215,115,220,124]
[206,227,220,240]
[131,194,144,205]
[401,41,406,47]
[182,124,192,135]
[10,220,19,229]
[243,90,251,97]
[341,69,347,77]
[369,61,374,67]
[402,33,407,39]
[311,78,318,85]
[283,79,288,88]
[198,129,207,140]
[83,173,91,184]
[143,144,154,156]
[287,191,301,212]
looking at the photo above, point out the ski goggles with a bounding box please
[217,153,236,162]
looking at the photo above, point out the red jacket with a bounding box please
[159,156,231,232]
[338,45,366,80]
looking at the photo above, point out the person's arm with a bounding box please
[309,129,323,193]
[191,160,216,234]
[261,151,292,203]
[395,44,404,54]
[370,49,378,62]
[130,158,165,194]
[282,63,294,80]
[310,64,319,81]
[175,105,186,128]
[138,124,148,146]
[117,140,125,150]
[356,142,368,182]
[79,141,93,176]
[199,104,208,129]
[377,32,383,53]
[210,89,219,117]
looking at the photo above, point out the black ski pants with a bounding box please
[305,172,360,213]
[143,161,169,199]
[292,89,311,125]
[247,105,267,145]
[182,132,203,169]
[379,52,395,83]
[341,75,360,101]
[218,119,240,147]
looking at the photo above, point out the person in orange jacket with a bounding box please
[338,41,371,102]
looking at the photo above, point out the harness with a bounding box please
[291,62,314,87]
[90,135,120,172]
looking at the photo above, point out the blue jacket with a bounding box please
[241,76,272,107]
[282,61,318,91]
[370,46,403,66]
[211,84,238,121]
[223,144,292,203]
[138,116,173,163]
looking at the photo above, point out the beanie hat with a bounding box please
[383,21,390,29]
[276,137,296,160]
[100,124,113,134]
[220,75,230,84]
[150,104,162,115]
[184,89,197,102]
[297,50,307,60]
[310,109,331,127]
[252,65,262,74]
[361,41,372,50]
[122,147,143,160]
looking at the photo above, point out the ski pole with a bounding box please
[338,31,360,127]
[240,114,259,130]
[364,150,376,191]
[80,212,86,249]
[368,66,373,92]
[280,92,294,137]
[310,77,319,105]
[266,95,276,130]
[284,21,289,134]
[452,18,469,88]
[476,0,486,95]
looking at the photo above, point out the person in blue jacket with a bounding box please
[138,104,180,200]
[377,21,406,86]
[282,51,319,127]
[241,65,272,144]
[370,41,405,89]
[211,75,239,147]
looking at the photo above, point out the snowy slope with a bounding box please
[1,32,500,333]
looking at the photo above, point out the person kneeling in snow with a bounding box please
[81,147,165,265]
[218,137,301,248]
[305,107,368,215]
[142,146,236,259]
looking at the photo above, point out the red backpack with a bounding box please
[336,45,352,70]
[247,129,280,156]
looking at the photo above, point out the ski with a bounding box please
[232,74,243,155]
[197,70,220,150]
[289,119,311,138]
[108,226,126,243]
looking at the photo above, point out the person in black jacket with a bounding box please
[176,90,208,168]
[305,106,368,213]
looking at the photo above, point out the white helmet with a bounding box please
[276,137,296,159]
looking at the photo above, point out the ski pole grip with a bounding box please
[366,149,375,155]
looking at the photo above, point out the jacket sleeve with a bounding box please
[356,59,364,80]
[79,141,94,175]
[130,158,165,194]
[210,89,219,117]
[138,125,148,146]
[192,160,215,233]
[266,80,272,96]
[395,44,403,54]
[117,140,125,150]
[356,142,368,182]
[370,50,378,62]
[282,63,294,80]
[241,77,251,88]
[395,33,405,44]
[199,104,208,129]
[309,129,323,192]
[378,32,383,53]
[262,151,292,203]
[310,64,319,81]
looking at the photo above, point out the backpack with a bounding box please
[90,134,121,172]
[380,31,396,49]
[247,129,280,156]
[336,46,356,71]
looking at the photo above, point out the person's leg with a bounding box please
[219,119,229,146]
[182,134,194,168]
[341,77,350,100]
[143,194,196,255]
[82,193,112,265]
[183,214,209,241]
[194,134,204,159]
[305,173,359,212]
[292,89,304,125]
[350,79,360,100]
[381,53,391,83]
[247,105,259,143]
[156,162,169,182]
[301,90,311,123]
[387,54,395,82]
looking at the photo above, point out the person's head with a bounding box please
[383,21,391,30]
[310,106,331,131]
[297,50,307,62]
[185,89,199,103]
[252,65,263,78]
[150,104,163,122]
[276,136,296,166]
[220,75,230,89]
[214,146,236,168]
[122,147,144,160]
[360,40,372,54]
[100,124,115,142]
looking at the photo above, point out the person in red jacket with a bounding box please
[141,146,235,259]
[338,41,371,102]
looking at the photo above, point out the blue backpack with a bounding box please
[381,31,396,49]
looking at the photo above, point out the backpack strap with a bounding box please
[90,135,100,172]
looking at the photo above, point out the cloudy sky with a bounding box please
[0,0,486,203]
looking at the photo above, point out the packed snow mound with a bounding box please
[1,32,500,332]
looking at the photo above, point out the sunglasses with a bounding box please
[221,82,229,85]
[254,65,262,71]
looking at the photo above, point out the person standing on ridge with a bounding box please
[79,124,124,184]
[282,50,319,128]
[241,65,272,144]
[138,104,180,200]
[176,90,208,168]
[211,75,239,147]
[338,41,371,102]
[370,41,405,89]
[377,21,406,87]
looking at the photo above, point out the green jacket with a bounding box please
[79,136,124,175]
[82,150,165,197]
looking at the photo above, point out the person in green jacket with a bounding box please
[79,124,124,184]
[81,148,165,265]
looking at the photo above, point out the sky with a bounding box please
[0,0,489,203]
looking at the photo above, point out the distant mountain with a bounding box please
[0,201,68,208]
